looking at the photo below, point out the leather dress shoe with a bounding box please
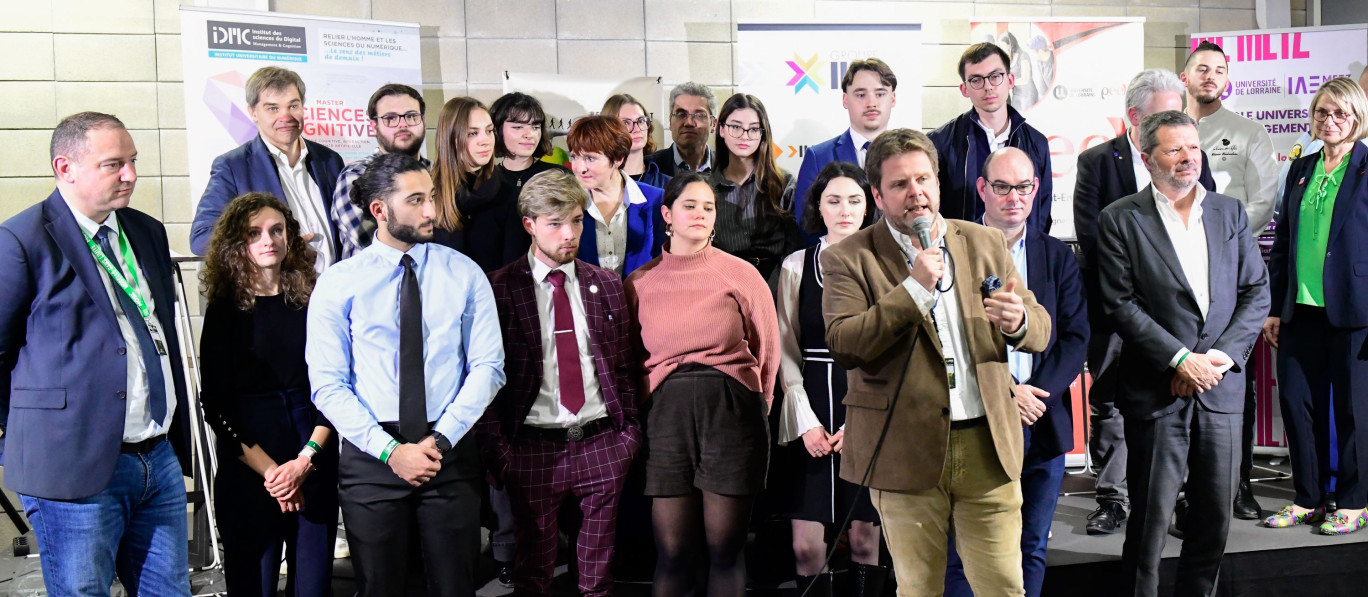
[1233,480,1262,520]
[1086,502,1127,535]
[497,561,514,588]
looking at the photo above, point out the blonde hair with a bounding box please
[1308,77,1368,142]
[519,168,588,220]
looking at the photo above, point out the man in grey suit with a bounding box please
[1096,110,1269,597]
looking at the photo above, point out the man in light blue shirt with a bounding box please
[307,152,505,597]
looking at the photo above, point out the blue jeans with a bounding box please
[945,427,1066,597]
[20,439,190,597]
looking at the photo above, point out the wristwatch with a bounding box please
[430,431,452,454]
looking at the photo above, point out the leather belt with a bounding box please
[950,416,987,431]
[121,436,166,454]
[519,417,611,442]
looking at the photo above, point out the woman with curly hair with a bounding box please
[199,192,337,597]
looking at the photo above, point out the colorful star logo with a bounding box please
[785,53,825,95]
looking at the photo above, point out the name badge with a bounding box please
[145,319,168,356]
[945,357,956,389]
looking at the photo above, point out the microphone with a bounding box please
[912,215,935,251]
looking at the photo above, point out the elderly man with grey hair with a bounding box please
[1073,68,1218,536]
[1097,110,1268,597]
[645,81,717,175]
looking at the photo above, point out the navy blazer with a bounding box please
[794,129,861,243]
[0,191,192,499]
[1270,142,1368,327]
[190,135,345,256]
[578,178,666,277]
[929,106,1054,233]
[1021,227,1089,458]
[644,146,681,177]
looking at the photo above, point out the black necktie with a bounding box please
[398,254,427,443]
[95,227,167,425]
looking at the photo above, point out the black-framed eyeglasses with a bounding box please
[988,181,1035,196]
[1313,109,1352,124]
[671,110,713,123]
[621,117,652,132]
[377,112,423,127]
[965,71,1007,90]
[722,124,764,139]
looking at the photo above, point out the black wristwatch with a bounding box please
[430,431,452,454]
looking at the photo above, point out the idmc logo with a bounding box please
[211,24,253,47]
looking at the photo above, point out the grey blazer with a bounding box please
[1096,185,1270,421]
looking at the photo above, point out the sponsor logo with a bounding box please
[785,53,825,95]
[208,21,307,54]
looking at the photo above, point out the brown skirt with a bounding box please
[644,364,770,497]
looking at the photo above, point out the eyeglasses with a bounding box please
[621,117,652,132]
[671,110,713,124]
[965,71,1007,90]
[1313,109,1353,124]
[988,181,1035,196]
[377,112,423,127]
[722,124,764,140]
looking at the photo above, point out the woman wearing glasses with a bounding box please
[567,114,666,278]
[430,97,502,261]
[603,94,671,190]
[1263,77,1368,534]
[709,93,799,287]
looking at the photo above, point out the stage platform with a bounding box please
[1,457,1365,596]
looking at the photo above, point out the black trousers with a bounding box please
[339,426,484,597]
[1278,305,1368,510]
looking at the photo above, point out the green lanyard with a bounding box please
[81,224,149,319]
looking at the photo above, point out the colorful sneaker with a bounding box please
[1319,510,1368,535]
[1262,505,1324,528]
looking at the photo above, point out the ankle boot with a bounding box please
[849,562,891,597]
[796,572,833,597]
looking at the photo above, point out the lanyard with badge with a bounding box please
[80,226,168,356]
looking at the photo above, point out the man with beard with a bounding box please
[333,83,430,258]
[476,168,641,596]
[1182,40,1280,521]
[307,153,505,596]
[645,82,716,175]
[1097,111,1268,597]
[191,66,345,272]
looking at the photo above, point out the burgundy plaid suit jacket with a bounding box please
[476,257,642,477]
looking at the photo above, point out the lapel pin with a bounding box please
[1298,177,1306,185]
[589,284,598,294]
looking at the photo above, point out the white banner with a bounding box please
[179,6,421,209]
[1189,26,1368,168]
[969,19,1145,240]
[734,22,923,176]
[503,73,664,150]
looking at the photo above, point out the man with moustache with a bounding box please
[1096,111,1268,597]
[794,58,897,243]
[1182,40,1280,522]
[1073,68,1218,534]
[645,82,716,175]
[476,168,641,596]
[823,128,1051,594]
[191,66,345,272]
[930,43,1054,232]
[945,147,1088,597]
[332,83,430,258]
[307,153,505,596]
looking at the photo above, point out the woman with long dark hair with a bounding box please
[709,93,799,286]
[429,96,501,260]
[199,192,337,596]
[626,172,780,596]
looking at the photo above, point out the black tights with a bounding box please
[651,491,753,597]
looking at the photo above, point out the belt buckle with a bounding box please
[566,425,584,441]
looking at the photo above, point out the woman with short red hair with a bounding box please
[566,115,666,277]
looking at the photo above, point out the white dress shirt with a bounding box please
[1128,130,1153,191]
[525,253,608,428]
[63,200,177,442]
[977,118,1010,153]
[585,173,649,275]
[265,139,336,272]
[1151,185,1233,371]
[848,129,874,168]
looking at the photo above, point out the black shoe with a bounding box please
[1169,497,1189,540]
[796,572,833,597]
[1234,481,1262,520]
[1327,492,1338,513]
[497,561,514,588]
[848,563,890,597]
[1086,502,1127,535]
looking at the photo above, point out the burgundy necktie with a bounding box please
[546,270,585,414]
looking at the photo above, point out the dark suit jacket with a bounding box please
[0,191,192,499]
[1021,227,1089,458]
[645,146,681,177]
[1269,142,1368,327]
[476,257,642,478]
[822,220,1051,491]
[578,179,666,277]
[190,135,345,256]
[1097,186,1270,420]
[794,129,861,242]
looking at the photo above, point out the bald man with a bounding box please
[943,148,1089,597]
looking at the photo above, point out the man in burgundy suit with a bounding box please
[476,167,642,596]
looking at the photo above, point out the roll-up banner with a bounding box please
[180,6,422,210]
[734,21,923,176]
[968,18,1145,241]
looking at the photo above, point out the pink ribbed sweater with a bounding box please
[625,245,780,406]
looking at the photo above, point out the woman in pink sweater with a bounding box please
[626,171,781,597]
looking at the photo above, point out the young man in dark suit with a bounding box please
[477,168,641,597]
[191,66,345,270]
[0,112,193,596]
